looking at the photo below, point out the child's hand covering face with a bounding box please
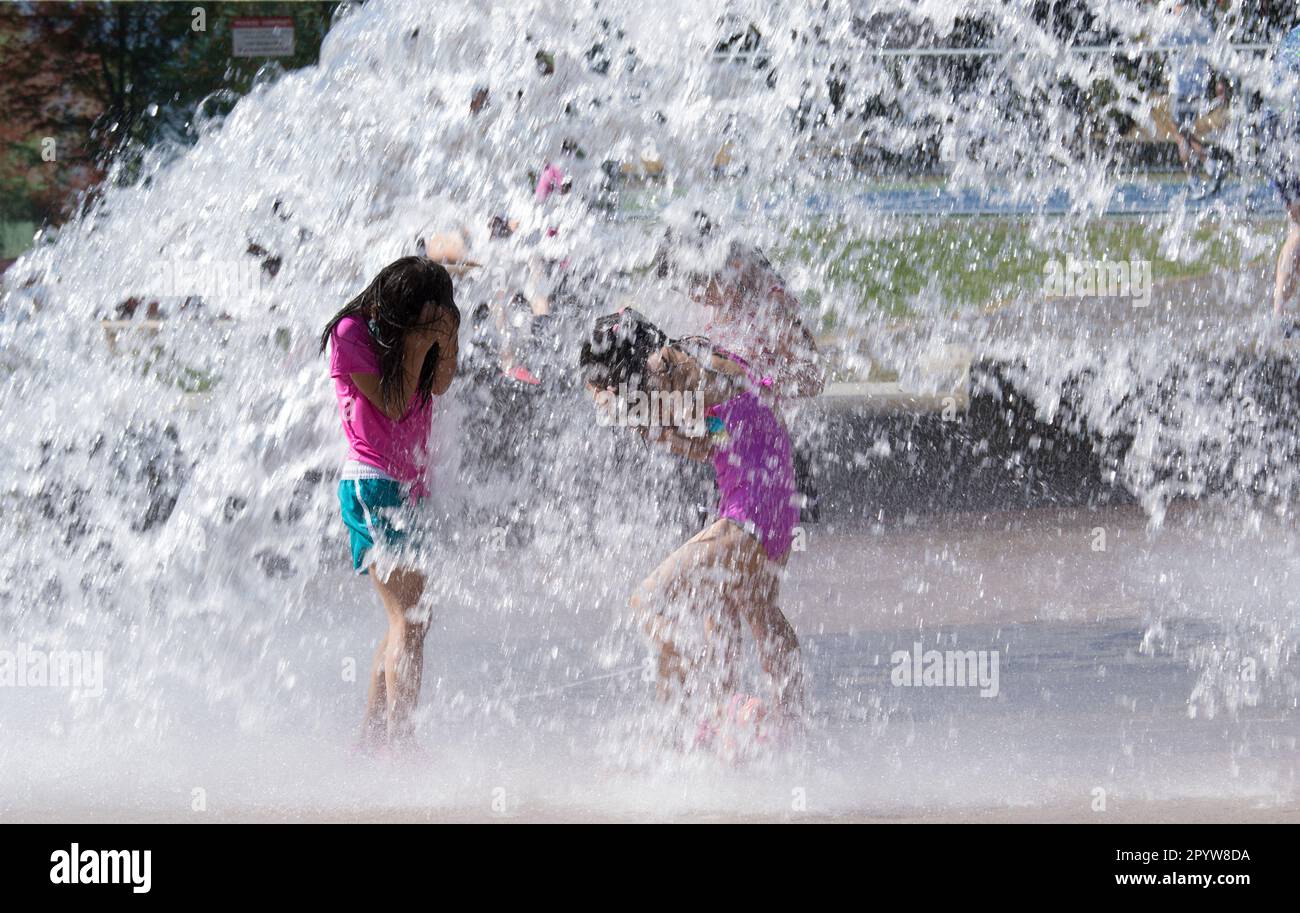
[430,308,459,342]
[405,307,459,356]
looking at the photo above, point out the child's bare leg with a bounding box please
[702,606,743,707]
[369,565,428,748]
[630,521,742,708]
[733,547,803,719]
[358,633,388,750]
[638,608,688,697]
[746,601,804,719]
[632,563,701,705]
[1275,203,1300,316]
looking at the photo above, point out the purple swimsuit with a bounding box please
[705,354,800,562]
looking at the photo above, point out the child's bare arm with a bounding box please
[350,372,405,420]
[646,346,747,408]
[640,424,714,462]
[702,353,750,402]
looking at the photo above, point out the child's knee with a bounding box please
[641,611,673,646]
[753,607,798,650]
[772,618,799,654]
[388,612,428,642]
[630,591,657,637]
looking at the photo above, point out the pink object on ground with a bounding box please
[534,162,566,203]
[506,364,542,385]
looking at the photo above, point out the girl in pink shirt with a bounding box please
[581,310,804,747]
[319,256,460,753]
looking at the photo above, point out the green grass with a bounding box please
[1,221,36,259]
[618,177,1280,320]
[778,215,1283,320]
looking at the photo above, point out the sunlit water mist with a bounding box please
[0,0,1298,819]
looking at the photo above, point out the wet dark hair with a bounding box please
[320,256,460,413]
[578,307,669,390]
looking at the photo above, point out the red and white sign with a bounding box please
[232,17,295,58]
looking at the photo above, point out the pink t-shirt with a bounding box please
[329,315,433,496]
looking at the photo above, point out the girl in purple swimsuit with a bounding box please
[589,331,804,728]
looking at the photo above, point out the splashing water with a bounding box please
[1,0,1297,820]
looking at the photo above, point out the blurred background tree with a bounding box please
[0,1,341,250]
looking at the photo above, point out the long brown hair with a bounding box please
[320,257,459,413]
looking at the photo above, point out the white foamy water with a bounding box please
[1,0,1297,820]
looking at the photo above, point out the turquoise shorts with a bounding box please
[338,478,415,574]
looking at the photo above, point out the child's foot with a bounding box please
[350,732,387,759]
[691,715,719,750]
[709,693,768,762]
[731,694,809,752]
[723,693,769,742]
[385,735,431,764]
[767,708,807,747]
